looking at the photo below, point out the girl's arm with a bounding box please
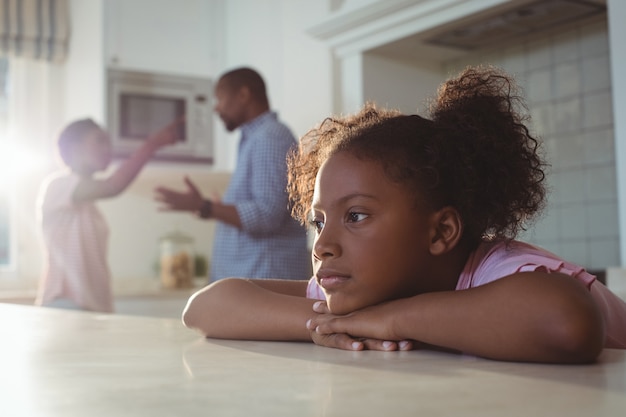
[73,120,181,202]
[182,278,316,341]
[309,272,606,363]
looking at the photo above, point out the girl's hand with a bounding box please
[306,301,413,351]
[150,116,186,148]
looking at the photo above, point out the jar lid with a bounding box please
[159,230,194,243]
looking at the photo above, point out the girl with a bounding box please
[182,66,626,363]
[36,118,181,312]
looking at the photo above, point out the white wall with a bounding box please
[221,0,333,136]
[102,0,333,288]
[363,53,443,114]
[1,0,333,293]
[64,0,106,125]
[104,0,218,77]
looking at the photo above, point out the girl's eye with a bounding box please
[309,218,324,232]
[347,212,368,223]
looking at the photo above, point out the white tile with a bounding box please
[583,128,615,165]
[584,165,618,201]
[588,237,621,270]
[580,20,609,58]
[582,91,614,129]
[559,239,589,267]
[527,39,552,70]
[532,239,562,258]
[483,50,503,66]
[443,60,466,75]
[552,133,584,169]
[543,172,558,202]
[529,202,559,240]
[542,137,558,170]
[553,62,581,99]
[552,97,582,134]
[552,29,580,64]
[581,54,611,94]
[529,103,555,136]
[500,45,526,74]
[553,169,586,204]
[527,68,552,103]
[606,267,626,294]
[547,171,565,204]
[559,204,588,239]
[586,201,620,239]
[515,72,530,97]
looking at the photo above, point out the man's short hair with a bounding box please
[219,67,268,104]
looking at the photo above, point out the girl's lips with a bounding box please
[318,275,350,291]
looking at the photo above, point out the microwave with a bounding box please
[106,69,213,163]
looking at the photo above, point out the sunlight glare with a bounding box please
[0,133,48,188]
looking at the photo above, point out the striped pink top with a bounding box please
[35,171,113,313]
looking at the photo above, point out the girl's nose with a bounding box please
[312,228,341,260]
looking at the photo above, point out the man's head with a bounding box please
[213,67,270,131]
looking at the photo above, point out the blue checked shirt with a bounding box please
[210,111,311,281]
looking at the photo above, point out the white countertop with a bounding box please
[1,303,625,417]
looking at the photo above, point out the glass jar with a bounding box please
[159,231,194,289]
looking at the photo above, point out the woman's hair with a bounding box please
[287,65,547,248]
[57,118,101,165]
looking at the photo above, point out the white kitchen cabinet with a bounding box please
[104,0,222,78]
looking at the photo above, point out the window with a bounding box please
[0,56,10,268]
[0,0,70,273]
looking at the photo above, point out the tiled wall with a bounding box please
[445,18,617,270]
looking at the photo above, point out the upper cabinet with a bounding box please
[104,0,223,78]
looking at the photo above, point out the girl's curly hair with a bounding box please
[287,65,547,248]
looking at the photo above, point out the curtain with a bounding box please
[0,0,69,280]
[0,0,70,63]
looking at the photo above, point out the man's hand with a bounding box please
[306,301,413,351]
[154,176,204,212]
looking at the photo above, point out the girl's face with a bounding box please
[74,128,112,174]
[310,151,438,315]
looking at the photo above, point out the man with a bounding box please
[155,67,310,282]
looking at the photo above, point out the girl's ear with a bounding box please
[429,206,463,256]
